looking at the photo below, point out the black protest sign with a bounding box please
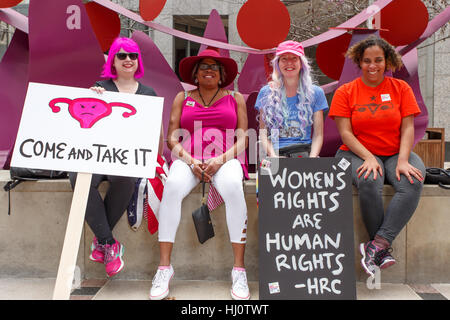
[258,157,356,300]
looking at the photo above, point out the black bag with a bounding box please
[3,167,68,215]
[424,167,450,189]
[278,143,311,158]
[9,167,67,180]
[192,175,214,244]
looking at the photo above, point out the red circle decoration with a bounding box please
[139,0,167,21]
[316,32,352,81]
[0,0,22,8]
[237,0,290,50]
[379,0,428,46]
[85,2,121,52]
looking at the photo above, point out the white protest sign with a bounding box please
[11,82,163,178]
[10,82,164,300]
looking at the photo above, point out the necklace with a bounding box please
[198,87,221,107]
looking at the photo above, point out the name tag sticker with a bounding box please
[381,94,391,102]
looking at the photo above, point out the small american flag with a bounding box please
[145,154,169,234]
[206,184,224,212]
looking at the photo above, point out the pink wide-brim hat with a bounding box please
[179,48,238,88]
[276,40,305,57]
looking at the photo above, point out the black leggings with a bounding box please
[69,173,136,245]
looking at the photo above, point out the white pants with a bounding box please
[158,159,248,244]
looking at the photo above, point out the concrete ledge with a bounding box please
[1,170,449,283]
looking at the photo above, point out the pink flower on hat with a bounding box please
[276,40,305,57]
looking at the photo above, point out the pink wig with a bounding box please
[101,37,144,79]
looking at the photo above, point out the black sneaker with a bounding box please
[377,247,396,269]
[359,241,383,277]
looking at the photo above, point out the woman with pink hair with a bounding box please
[69,37,163,278]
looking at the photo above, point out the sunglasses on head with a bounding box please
[115,52,139,60]
[198,63,220,71]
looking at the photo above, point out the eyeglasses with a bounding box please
[115,52,139,60]
[198,63,220,71]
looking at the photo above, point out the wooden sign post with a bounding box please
[11,82,164,300]
[53,172,92,300]
[258,157,356,300]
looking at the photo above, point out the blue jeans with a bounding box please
[336,149,425,244]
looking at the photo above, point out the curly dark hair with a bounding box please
[346,35,403,71]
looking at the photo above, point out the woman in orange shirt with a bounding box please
[329,36,425,278]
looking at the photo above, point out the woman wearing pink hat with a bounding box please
[149,48,250,300]
[255,40,328,158]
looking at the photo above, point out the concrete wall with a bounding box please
[1,171,449,284]
[418,32,450,145]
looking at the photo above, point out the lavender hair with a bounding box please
[101,37,144,79]
[260,54,315,142]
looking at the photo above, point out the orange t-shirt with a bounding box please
[329,77,421,156]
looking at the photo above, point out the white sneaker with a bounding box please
[231,267,250,300]
[149,265,174,300]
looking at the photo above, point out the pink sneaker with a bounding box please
[104,240,124,277]
[89,237,105,263]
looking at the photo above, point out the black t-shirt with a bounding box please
[94,79,157,97]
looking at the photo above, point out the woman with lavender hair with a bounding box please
[69,37,163,278]
[255,40,328,158]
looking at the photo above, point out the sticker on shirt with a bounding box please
[186,100,195,107]
[381,94,391,102]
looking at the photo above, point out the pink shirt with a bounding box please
[179,93,248,178]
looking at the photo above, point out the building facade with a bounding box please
[1,0,449,158]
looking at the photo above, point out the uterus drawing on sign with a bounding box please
[49,97,136,128]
